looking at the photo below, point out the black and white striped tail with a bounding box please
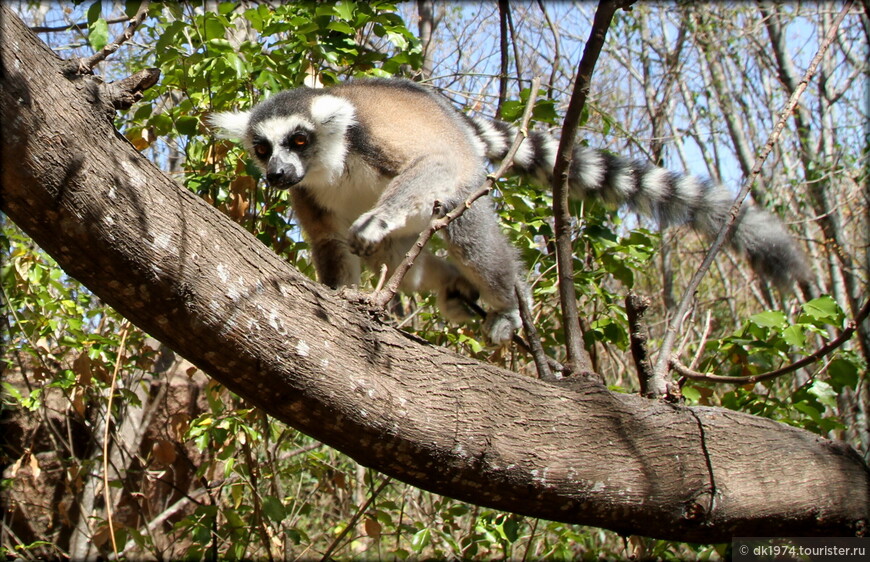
[469,116,811,289]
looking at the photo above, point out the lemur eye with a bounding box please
[253,143,271,158]
[290,133,309,148]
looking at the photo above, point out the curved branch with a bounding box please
[672,296,870,385]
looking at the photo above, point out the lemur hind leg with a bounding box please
[364,235,480,324]
[442,196,522,344]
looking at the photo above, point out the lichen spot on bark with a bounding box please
[296,339,310,357]
[216,263,229,284]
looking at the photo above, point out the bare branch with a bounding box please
[551,0,635,374]
[30,16,132,34]
[626,292,657,397]
[535,0,561,99]
[653,0,854,380]
[515,282,555,380]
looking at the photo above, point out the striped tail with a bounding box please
[469,116,811,289]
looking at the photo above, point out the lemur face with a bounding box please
[210,90,355,190]
[248,116,316,189]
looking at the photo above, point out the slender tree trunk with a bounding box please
[1,7,867,542]
[416,0,436,79]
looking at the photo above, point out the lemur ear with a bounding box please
[207,110,252,139]
[310,95,355,131]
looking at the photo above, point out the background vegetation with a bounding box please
[2,1,867,559]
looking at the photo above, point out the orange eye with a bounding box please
[290,133,308,148]
[253,144,270,158]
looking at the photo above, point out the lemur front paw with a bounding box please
[348,212,393,257]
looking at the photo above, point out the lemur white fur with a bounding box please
[211,78,809,344]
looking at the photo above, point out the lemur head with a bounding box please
[209,89,356,188]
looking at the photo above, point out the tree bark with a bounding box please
[1,7,867,542]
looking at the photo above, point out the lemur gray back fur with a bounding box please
[210,78,810,345]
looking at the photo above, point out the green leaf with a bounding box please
[808,380,838,410]
[793,401,822,422]
[681,385,701,403]
[827,358,859,392]
[176,115,199,136]
[262,495,286,522]
[218,2,237,15]
[206,38,234,52]
[87,1,102,24]
[502,516,519,542]
[334,1,356,21]
[124,1,144,19]
[410,528,431,552]
[749,310,786,329]
[782,324,806,347]
[203,16,227,40]
[801,296,842,325]
[327,21,356,35]
[88,18,110,52]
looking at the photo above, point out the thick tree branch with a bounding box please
[1,7,867,542]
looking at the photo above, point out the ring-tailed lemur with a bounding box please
[210,78,809,344]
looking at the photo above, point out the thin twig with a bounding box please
[550,0,635,374]
[319,475,393,561]
[535,0,561,99]
[241,440,275,562]
[31,16,131,34]
[103,321,131,559]
[77,0,150,74]
[674,296,870,385]
[688,310,713,371]
[516,282,555,380]
[372,263,389,294]
[652,1,854,379]
[370,77,543,309]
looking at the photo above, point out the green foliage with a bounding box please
[682,296,863,435]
